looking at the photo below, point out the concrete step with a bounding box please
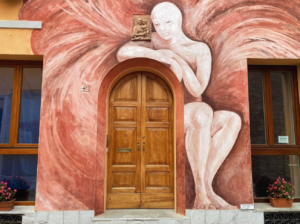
[92,209,190,224]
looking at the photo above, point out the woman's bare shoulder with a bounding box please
[193,41,211,54]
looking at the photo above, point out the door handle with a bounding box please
[142,136,146,151]
[137,142,139,151]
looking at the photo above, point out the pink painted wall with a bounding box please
[19,0,300,211]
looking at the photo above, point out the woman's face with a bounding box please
[152,13,180,40]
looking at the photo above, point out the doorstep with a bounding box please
[93,209,189,223]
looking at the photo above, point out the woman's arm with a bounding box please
[157,44,211,97]
[117,42,183,81]
[194,44,212,97]
[157,49,202,97]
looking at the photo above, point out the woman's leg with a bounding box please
[184,102,213,208]
[205,111,241,208]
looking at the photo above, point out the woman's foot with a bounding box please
[207,187,238,209]
[193,192,212,209]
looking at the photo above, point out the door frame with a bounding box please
[95,58,185,215]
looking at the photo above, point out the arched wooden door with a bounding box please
[106,71,174,209]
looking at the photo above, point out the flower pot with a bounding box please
[0,199,15,211]
[268,196,294,208]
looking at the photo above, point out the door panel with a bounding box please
[114,107,137,121]
[141,193,174,209]
[146,172,170,187]
[145,128,169,165]
[145,76,169,102]
[112,172,135,187]
[113,76,138,101]
[141,73,174,207]
[107,193,140,209]
[107,72,174,209]
[147,107,169,122]
[107,73,141,209]
[113,128,136,165]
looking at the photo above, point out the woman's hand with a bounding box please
[157,49,201,97]
[157,49,183,82]
[170,60,183,82]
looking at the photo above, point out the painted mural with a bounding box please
[19,0,300,211]
[117,2,241,209]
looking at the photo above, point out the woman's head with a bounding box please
[151,2,182,40]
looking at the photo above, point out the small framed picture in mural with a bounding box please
[131,15,151,41]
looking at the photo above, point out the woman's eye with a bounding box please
[155,24,160,26]
[167,21,171,24]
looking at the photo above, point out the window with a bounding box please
[0,61,42,205]
[248,65,300,202]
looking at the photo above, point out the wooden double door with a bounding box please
[107,72,174,209]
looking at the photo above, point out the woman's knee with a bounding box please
[192,103,213,129]
[227,112,242,131]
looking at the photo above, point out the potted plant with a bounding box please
[267,177,295,208]
[0,182,17,211]
[4,175,30,201]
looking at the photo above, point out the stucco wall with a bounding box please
[0,0,32,55]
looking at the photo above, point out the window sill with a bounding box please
[254,203,300,212]
[0,206,35,214]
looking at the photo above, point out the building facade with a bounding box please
[1,0,300,223]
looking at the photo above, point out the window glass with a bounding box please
[270,71,295,145]
[248,70,266,144]
[0,155,38,201]
[18,68,42,144]
[0,67,14,144]
[252,155,300,198]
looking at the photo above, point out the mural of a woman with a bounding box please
[117,2,241,209]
